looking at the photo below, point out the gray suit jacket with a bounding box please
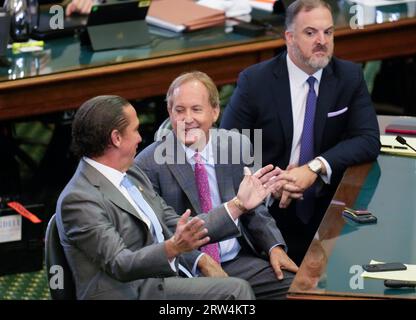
[135,129,286,260]
[56,159,240,300]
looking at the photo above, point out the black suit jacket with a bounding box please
[220,52,380,197]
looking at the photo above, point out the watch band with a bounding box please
[232,196,247,212]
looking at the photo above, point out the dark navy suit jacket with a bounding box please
[220,52,380,219]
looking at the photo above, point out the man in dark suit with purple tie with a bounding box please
[220,0,380,264]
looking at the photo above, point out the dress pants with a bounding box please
[221,248,294,300]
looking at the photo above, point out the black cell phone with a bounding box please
[342,210,377,224]
[384,280,416,288]
[362,262,407,272]
[344,207,372,216]
[233,22,266,37]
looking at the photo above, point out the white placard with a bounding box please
[349,0,415,8]
[0,214,22,243]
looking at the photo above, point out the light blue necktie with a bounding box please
[121,175,165,243]
[121,175,193,278]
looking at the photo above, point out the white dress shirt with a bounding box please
[286,54,332,183]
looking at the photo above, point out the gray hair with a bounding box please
[285,0,332,31]
[166,71,220,110]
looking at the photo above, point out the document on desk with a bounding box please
[380,135,416,158]
[147,0,225,32]
[348,0,414,8]
[250,0,276,12]
[362,260,416,281]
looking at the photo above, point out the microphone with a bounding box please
[396,135,416,152]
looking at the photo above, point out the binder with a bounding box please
[146,0,225,32]
[249,0,276,12]
[385,124,416,136]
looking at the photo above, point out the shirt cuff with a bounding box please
[265,194,275,207]
[316,156,332,184]
[224,202,240,226]
[168,257,177,272]
[192,253,205,276]
[269,243,287,254]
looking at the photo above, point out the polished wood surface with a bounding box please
[288,162,375,300]
[288,153,416,300]
[1,13,416,121]
[334,18,416,62]
[0,39,278,120]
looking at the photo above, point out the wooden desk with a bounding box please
[288,154,416,300]
[0,38,280,120]
[1,3,416,121]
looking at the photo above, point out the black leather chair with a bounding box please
[45,214,76,300]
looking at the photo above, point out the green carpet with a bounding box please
[0,266,50,300]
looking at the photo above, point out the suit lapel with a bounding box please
[271,53,294,158]
[314,63,338,154]
[213,131,236,202]
[165,133,202,213]
[81,160,147,224]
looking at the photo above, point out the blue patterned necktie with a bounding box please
[121,176,193,278]
[299,76,317,166]
[296,76,317,224]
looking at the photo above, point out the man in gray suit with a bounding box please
[56,95,278,300]
[135,72,299,299]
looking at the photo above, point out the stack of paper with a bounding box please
[380,135,416,158]
[348,0,413,8]
[362,260,416,281]
[198,0,252,18]
[146,0,226,32]
[250,0,276,12]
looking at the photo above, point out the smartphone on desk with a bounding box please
[363,262,407,272]
[342,208,377,224]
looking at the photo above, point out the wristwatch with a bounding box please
[307,159,323,175]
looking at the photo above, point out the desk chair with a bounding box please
[155,118,172,141]
[45,214,76,300]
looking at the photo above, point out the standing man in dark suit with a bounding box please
[220,0,380,265]
[56,95,276,300]
[135,71,299,299]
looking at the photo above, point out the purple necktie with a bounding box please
[296,76,317,224]
[194,152,221,264]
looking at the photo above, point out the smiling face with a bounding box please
[168,80,220,149]
[285,6,334,74]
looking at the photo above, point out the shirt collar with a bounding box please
[84,157,126,188]
[286,53,323,88]
[180,134,214,165]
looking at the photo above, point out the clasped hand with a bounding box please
[271,164,319,208]
[244,164,317,209]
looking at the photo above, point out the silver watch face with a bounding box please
[308,160,322,173]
